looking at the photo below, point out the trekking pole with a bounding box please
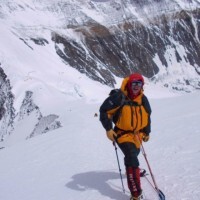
[137,134,165,200]
[113,142,125,193]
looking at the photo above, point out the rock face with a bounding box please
[18,91,62,139]
[0,69,62,143]
[53,8,200,89]
[1,0,200,91]
[0,66,15,140]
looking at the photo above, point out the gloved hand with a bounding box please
[142,133,150,142]
[106,129,117,142]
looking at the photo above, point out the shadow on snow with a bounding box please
[66,170,129,200]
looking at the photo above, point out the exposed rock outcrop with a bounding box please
[53,8,200,90]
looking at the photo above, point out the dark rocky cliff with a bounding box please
[53,8,200,90]
[0,66,15,140]
[0,66,61,142]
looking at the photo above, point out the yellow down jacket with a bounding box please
[99,77,151,148]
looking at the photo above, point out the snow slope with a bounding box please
[0,91,199,200]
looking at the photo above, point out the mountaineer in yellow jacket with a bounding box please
[99,73,151,200]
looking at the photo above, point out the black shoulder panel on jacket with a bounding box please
[142,95,152,115]
[141,94,152,135]
[99,89,125,131]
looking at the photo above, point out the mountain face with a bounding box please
[0,0,200,143]
[1,0,200,89]
[0,68,61,142]
[54,9,200,88]
[0,67,15,140]
[53,1,200,90]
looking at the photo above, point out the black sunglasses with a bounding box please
[132,81,143,87]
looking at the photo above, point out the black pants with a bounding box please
[118,142,140,167]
